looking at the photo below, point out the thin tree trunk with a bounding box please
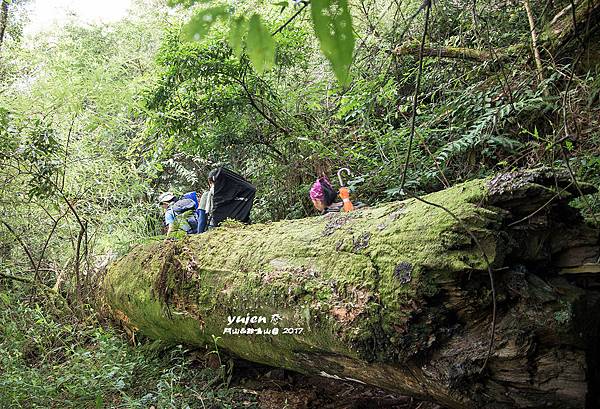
[523,0,546,87]
[0,0,9,51]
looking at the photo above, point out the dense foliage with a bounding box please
[0,288,257,408]
[0,0,598,406]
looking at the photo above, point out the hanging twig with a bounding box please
[398,0,497,372]
[236,66,291,137]
[399,0,430,192]
[507,182,574,227]
[271,1,309,36]
[408,193,497,373]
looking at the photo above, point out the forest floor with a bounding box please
[0,295,443,409]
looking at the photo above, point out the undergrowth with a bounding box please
[0,289,258,409]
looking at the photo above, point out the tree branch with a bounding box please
[0,271,34,284]
[271,1,309,36]
[235,69,291,137]
[0,219,37,271]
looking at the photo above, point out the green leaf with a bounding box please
[310,0,355,85]
[94,395,104,409]
[182,6,229,42]
[564,139,574,151]
[228,16,247,58]
[246,14,276,74]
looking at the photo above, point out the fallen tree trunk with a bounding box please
[102,170,600,409]
[390,44,514,63]
[390,0,600,67]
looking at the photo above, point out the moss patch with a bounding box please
[104,178,505,367]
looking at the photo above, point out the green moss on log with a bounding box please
[102,171,599,409]
[104,178,502,365]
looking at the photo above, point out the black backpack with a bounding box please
[209,167,256,228]
[171,198,199,234]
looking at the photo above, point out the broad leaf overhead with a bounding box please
[246,14,276,74]
[228,15,247,58]
[310,0,355,85]
[182,5,229,41]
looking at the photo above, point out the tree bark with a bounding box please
[102,170,600,409]
[523,0,546,86]
[0,0,9,52]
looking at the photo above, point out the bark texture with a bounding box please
[103,170,600,409]
[0,0,9,51]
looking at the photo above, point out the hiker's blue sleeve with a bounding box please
[164,209,175,225]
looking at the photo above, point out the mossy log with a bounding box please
[103,170,600,409]
[390,44,511,62]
